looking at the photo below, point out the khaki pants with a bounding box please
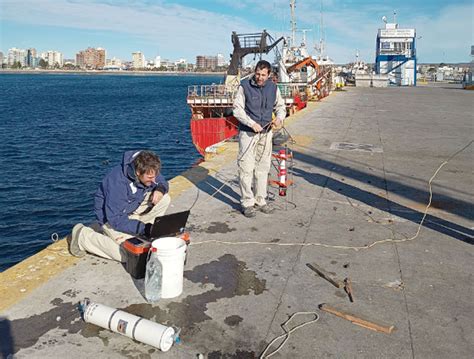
[238,130,273,208]
[78,193,171,261]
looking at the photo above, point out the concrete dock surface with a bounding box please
[1,84,473,358]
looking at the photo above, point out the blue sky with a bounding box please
[1,0,472,63]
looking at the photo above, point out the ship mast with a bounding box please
[319,0,325,57]
[290,0,296,47]
[301,29,311,46]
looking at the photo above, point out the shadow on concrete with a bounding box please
[0,317,14,358]
[293,166,473,245]
[438,87,466,91]
[131,277,146,301]
[296,149,473,198]
[181,166,241,210]
[293,150,474,222]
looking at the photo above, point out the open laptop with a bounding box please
[149,210,190,239]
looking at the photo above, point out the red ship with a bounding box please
[187,30,333,158]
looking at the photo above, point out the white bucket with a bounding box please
[151,237,187,299]
[82,300,175,351]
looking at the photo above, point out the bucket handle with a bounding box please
[180,232,190,266]
[146,247,157,262]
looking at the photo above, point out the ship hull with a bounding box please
[190,115,239,156]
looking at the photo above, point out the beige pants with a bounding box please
[238,130,273,208]
[78,193,171,261]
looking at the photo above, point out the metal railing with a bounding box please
[187,82,310,104]
[277,83,307,98]
[187,84,236,98]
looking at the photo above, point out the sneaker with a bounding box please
[242,206,256,218]
[68,223,86,257]
[255,204,274,214]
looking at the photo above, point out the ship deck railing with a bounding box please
[187,83,308,107]
[187,85,236,106]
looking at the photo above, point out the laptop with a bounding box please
[149,210,190,239]
[121,210,190,278]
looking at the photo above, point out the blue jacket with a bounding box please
[94,151,169,235]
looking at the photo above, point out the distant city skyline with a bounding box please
[1,0,472,64]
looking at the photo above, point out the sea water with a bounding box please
[0,73,222,271]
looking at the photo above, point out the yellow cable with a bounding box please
[190,140,473,251]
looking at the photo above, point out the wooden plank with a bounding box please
[319,304,395,334]
[306,262,344,288]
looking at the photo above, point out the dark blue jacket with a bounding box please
[239,77,277,133]
[94,151,169,235]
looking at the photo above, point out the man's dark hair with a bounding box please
[255,60,272,73]
[134,150,161,174]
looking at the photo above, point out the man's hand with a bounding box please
[251,122,263,133]
[272,118,283,130]
[151,190,164,205]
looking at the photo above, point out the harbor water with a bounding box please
[0,73,222,271]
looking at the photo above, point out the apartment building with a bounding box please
[132,52,145,69]
[76,47,106,69]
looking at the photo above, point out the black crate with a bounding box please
[121,237,151,279]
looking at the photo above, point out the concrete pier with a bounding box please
[1,84,472,358]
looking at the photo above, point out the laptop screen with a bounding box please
[150,210,190,239]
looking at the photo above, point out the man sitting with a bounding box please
[68,150,170,261]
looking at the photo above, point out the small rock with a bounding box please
[56,316,61,322]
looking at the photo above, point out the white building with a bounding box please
[217,53,226,67]
[41,51,64,67]
[154,55,161,68]
[145,60,155,69]
[7,47,27,67]
[132,51,145,69]
[375,16,417,86]
[106,57,123,67]
[160,59,173,68]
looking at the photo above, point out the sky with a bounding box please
[0,0,472,64]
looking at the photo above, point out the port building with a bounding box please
[375,18,416,86]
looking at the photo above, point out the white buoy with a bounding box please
[81,299,177,352]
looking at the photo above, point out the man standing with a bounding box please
[68,150,170,261]
[233,60,286,217]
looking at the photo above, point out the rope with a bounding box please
[259,312,320,358]
[189,140,473,251]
